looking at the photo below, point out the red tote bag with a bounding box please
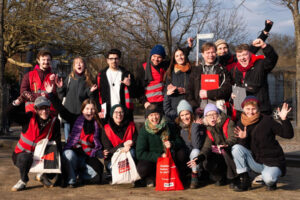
[155,148,184,191]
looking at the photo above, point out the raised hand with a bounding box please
[121,74,131,86]
[55,74,63,88]
[144,101,151,109]
[234,126,247,139]
[199,89,207,99]
[252,38,267,49]
[44,81,54,94]
[90,84,97,92]
[278,102,292,121]
[187,37,194,47]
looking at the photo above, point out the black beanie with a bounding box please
[110,104,125,117]
[145,104,162,118]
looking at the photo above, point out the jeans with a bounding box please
[64,123,70,141]
[189,148,200,172]
[231,144,282,186]
[63,149,97,185]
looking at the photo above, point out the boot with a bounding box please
[233,172,251,192]
[190,172,199,189]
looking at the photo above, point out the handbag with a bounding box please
[110,148,140,184]
[29,117,61,173]
[155,148,184,191]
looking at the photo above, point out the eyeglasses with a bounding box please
[114,111,124,115]
[205,113,218,118]
[107,58,119,61]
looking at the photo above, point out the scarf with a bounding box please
[145,117,169,141]
[241,112,260,127]
[236,54,265,72]
[174,63,191,73]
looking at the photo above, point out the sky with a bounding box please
[219,0,295,39]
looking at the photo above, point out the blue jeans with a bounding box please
[64,123,70,141]
[63,149,97,185]
[189,148,200,172]
[106,148,136,174]
[231,144,282,186]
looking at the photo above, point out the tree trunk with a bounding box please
[0,0,5,134]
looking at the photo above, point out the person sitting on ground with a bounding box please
[231,96,294,191]
[101,104,138,176]
[175,100,206,189]
[163,46,193,122]
[45,82,104,188]
[136,104,186,187]
[188,103,238,187]
[8,95,61,191]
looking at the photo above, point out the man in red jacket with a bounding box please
[20,49,55,112]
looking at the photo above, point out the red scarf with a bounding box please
[236,54,265,72]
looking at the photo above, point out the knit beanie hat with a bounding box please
[145,104,162,118]
[150,45,166,58]
[34,96,51,108]
[215,39,227,48]
[241,96,260,108]
[177,100,193,115]
[110,104,125,117]
[204,103,219,116]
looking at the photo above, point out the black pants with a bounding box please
[12,152,33,182]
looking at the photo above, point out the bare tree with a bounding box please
[0,0,4,133]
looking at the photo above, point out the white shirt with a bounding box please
[106,68,122,107]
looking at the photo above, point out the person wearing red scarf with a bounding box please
[231,39,278,114]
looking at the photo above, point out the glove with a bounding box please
[264,20,273,32]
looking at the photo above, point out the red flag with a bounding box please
[42,152,54,161]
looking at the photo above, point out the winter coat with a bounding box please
[236,114,294,176]
[57,73,91,115]
[186,62,232,110]
[230,44,278,113]
[163,69,191,122]
[179,123,206,152]
[136,122,184,163]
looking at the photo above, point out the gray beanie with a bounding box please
[34,96,51,108]
[177,100,193,115]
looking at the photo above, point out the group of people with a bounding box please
[7,19,294,193]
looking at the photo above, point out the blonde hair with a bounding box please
[203,113,221,126]
[70,57,92,86]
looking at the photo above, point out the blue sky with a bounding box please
[219,0,295,39]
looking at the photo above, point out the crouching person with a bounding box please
[101,104,138,176]
[188,103,238,187]
[136,104,186,187]
[232,96,294,191]
[45,82,104,188]
[8,95,61,191]
[176,100,206,188]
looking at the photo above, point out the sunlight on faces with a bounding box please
[202,47,216,65]
[36,106,50,120]
[113,107,124,125]
[74,58,85,75]
[148,112,161,126]
[174,50,186,65]
[205,111,219,126]
[243,104,258,118]
[236,50,251,67]
[37,55,51,71]
[151,54,163,66]
[107,54,120,70]
[179,110,191,125]
[82,103,96,121]
[216,44,228,56]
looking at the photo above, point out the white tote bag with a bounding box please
[29,118,61,174]
[110,148,141,184]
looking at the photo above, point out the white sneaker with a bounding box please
[11,180,26,192]
[252,174,264,185]
[35,173,42,182]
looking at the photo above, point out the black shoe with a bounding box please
[233,173,251,192]
[266,182,277,191]
[40,174,53,188]
[215,178,226,186]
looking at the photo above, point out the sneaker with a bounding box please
[252,175,264,185]
[35,173,42,182]
[146,177,155,187]
[39,174,53,188]
[11,180,26,192]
